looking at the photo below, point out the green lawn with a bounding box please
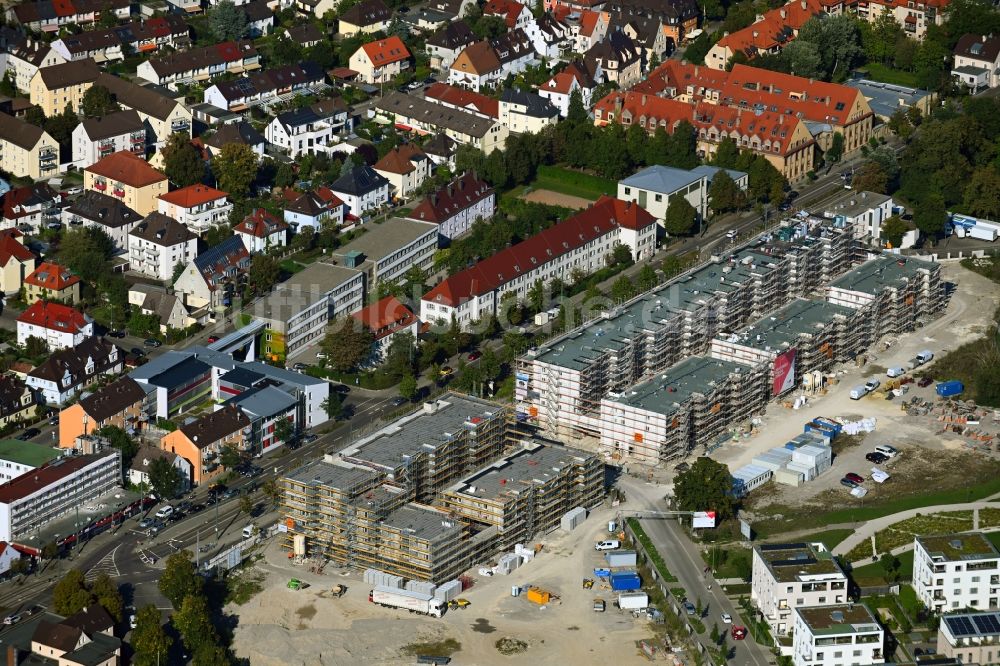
[280,259,306,274]
[858,64,921,89]
[778,529,854,550]
[851,550,915,582]
[531,165,617,200]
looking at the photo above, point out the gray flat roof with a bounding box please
[331,218,436,264]
[225,384,298,418]
[820,190,893,219]
[690,165,748,184]
[829,255,937,295]
[340,394,503,471]
[249,261,361,321]
[380,503,464,543]
[608,356,747,416]
[847,78,932,118]
[448,442,590,502]
[619,165,704,194]
[286,459,380,492]
[715,298,854,352]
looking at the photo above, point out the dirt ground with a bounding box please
[520,189,593,210]
[231,502,663,666]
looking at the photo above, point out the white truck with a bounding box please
[618,592,649,610]
[369,586,445,618]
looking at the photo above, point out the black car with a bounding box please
[391,396,408,407]
[333,384,351,394]
[866,452,888,464]
[130,348,146,358]
[16,428,40,441]
[189,503,205,513]
[144,338,162,348]
[107,330,125,338]
[302,434,318,444]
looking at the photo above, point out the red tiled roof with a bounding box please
[0,230,33,266]
[374,144,427,174]
[16,301,89,333]
[579,9,605,37]
[2,184,59,222]
[424,82,499,118]
[52,0,76,17]
[360,36,411,67]
[484,0,526,27]
[234,208,289,238]
[408,171,494,223]
[593,90,694,127]
[540,61,596,95]
[351,296,417,340]
[716,0,822,57]
[86,151,167,188]
[24,262,80,291]
[158,184,228,208]
[422,196,653,307]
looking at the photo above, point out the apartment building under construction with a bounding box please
[280,394,603,582]
[515,222,855,444]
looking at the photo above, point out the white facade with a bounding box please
[5,43,65,93]
[751,543,848,637]
[127,228,198,282]
[0,543,21,576]
[71,119,145,169]
[236,226,287,254]
[330,181,390,217]
[618,167,709,222]
[157,193,232,236]
[265,113,339,158]
[822,192,894,243]
[792,605,884,666]
[0,454,49,483]
[17,314,93,350]
[913,534,1000,613]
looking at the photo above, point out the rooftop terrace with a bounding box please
[755,542,845,583]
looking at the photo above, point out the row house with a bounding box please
[376,92,510,155]
[4,38,65,93]
[449,29,535,91]
[51,16,191,64]
[128,213,198,282]
[62,191,143,251]
[406,171,496,241]
[136,40,260,89]
[70,109,145,169]
[234,208,289,253]
[16,300,94,350]
[265,99,350,158]
[424,82,499,118]
[606,0,700,44]
[204,121,267,158]
[26,337,123,406]
[606,8,672,66]
[204,62,325,112]
[349,36,412,85]
[161,404,251,486]
[499,88,560,134]
[421,196,656,329]
[7,0,130,33]
[705,0,824,70]
[0,229,34,296]
[584,30,643,88]
[95,72,193,148]
[337,0,392,36]
[157,184,231,236]
[282,187,346,230]
[84,150,168,216]
[0,375,35,431]
[58,376,146,448]
[426,20,478,71]
[539,59,602,116]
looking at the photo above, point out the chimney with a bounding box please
[641,94,647,105]
[752,31,759,38]
[800,0,806,7]
[8,645,18,666]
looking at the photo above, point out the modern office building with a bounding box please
[914,533,1000,613]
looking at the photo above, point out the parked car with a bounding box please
[206,335,219,343]
[189,503,205,513]
[129,614,137,629]
[138,518,154,529]
[467,351,482,361]
[144,338,162,348]
[108,330,125,338]
[16,428,40,441]
[3,614,22,625]
[918,376,934,388]
[391,396,408,407]
[845,472,864,484]
[875,445,899,458]
[302,434,318,444]
[864,378,881,392]
[865,452,888,464]
[130,348,146,358]
[721,612,732,624]
[683,602,696,616]
[439,366,455,378]
[840,477,858,489]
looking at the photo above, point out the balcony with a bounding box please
[130,132,145,144]
[171,120,190,131]
[94,181,107,191]
[113,188,125,197]
[39,149,56,161]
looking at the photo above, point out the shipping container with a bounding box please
[434,580,462,603]
[610,571,641,591]
[936,380,964,397]
[618,592,649,610]
[605,551,638,568]
[526,587,551,604]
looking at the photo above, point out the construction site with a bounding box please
[516,216,943,465]
[280,394,605,583]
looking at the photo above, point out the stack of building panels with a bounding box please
[434,580,462,602]
[560,506,587,531]
[363,569,404,588]
[752,448,793,471]
[606,550,638,568]
[406,580,437,596]
[498,553,522,575]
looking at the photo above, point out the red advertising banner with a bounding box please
[772,348,797,395]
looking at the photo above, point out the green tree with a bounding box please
[384,330,417,377]
[247,253,280,297]
[398,375,417,401]
[270,34,303,66]
[45,104,79,145]
[192,643,231,666]
[636,264,659,292]
[274,416,294,446]
[610,242,634,267]
[673,457,737,520]
[24,336,47,357]
[261,479,282,508]
[158,551,203,609]
[211,143,258,198]
[322,320,374,372]
[684,32,714,65]
[97,425,138,472]
[664,197,697,236]
[0,72,16,97]
[566,89,588,124]
[220,444,242,470]
[274,162,296,188]
[963,166,1000,221]
[881,215,909,248]
[795,14,862,80]
[98,3,118,27]
[851,161,889,194]
[913,192,947,239]
[89,572,124,622]
[711,138,740,169]
[162,132,205,187]
[131,605,172,666]
[861,12,903,64]
[174,593,218,654]
[780,39,823,79]
[321,393,343,420]
[610,275,636,302]
[708,170,744,214]
[239,494,254,517]
[825,132,845,165]
[81,85,120,117]
[53,570,94,616]
[209,0,248,40]
[148,456,182,500]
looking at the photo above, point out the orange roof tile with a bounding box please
[716,0,822,58]
[85,151,167,188]
[484,0,526,27]
[234,208,289,238]
[24,262,80,291]
[158,184,228,208]
[423,82,500,117]
[374,144,427,175]
[360,36,411,67]
[16,301,89,333]
[0,229,32,266]
[350,296,417,340]
[579,9,605,37]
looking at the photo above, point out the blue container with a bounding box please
[610,571,641,591]
[936,380,964,397]
[594,568,611,578]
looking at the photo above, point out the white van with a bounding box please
[155,505,173,519]
[595,539,621,551]
[916,350,934,364]
[849,385,868,400]
[242,524,256,539]
[875,445,899,458]
[886,367,906,378]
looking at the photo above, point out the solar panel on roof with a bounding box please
[945,616,977,637]
[973,614,1000,634]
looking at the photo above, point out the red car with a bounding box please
[918,376,933,388]
[468,351,482,361]
[207,335,219,343]
[731,626,748,640]
[845,472,864,484]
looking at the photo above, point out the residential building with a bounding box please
[16,301,94,350]
[239,0,274,37]
[285,24,324,48]
[350,295,419,364]
[129,351,213,419]
[7,0,130,33]
[57,376,146,448]
[129,444,191,491]
[216,358,330,429]
[818,191,896,245]
[71,110,145,169]
[406,171,496,240]
[50,16,191,63]
[423,82,499,118]
[0,183,61,233]
[607,0,699,44]
[373,144,433,199]
[792,604,884,666]
[484,0,534,31]
[135,40,259,88]
[94,72,193,148]
[0,112,59,180]
[913,533,1000,613]
[84,150,168,216]
[5,38,65,93]
[128,284,194,333]
[331,217,438,290]
[28,57,99,116]
[61,191,142,251]
[0,439,59,483]
[0,607,122,666]
[845,79,936,121]
[560,8,609,53]
[400,7,453,33]
[421,196,656,328]
[338,0,392,36]
[751,542,848,636]
[204,121,266,158]
[265,102,350,158]
[234,208,289,253]
[585,31,642,88]
[376,92,509,155]
[952,33,1000,92]
[24,262,81,305]
[539,59,600,116]
[705,0,823,70]
[329,165,391,217]
[422,133,458,167]
[283,187,345,230]
[937,611,1000,665]
[0,541,19,576]
[223,385,298,455]
[618,164,709,222]
[174,235,251,311]
[857,0,947,40]
[349,36,411,84]
[127,213,199,282]
[526,12,571,58]
[0,228,34,295]
[449,29,535,91]
[426,20,477,70]
[157,184,231,235]
[429,0,477,19]
[498,88,559,134]
[26,337,123,406]
[203,62,325,112]
[0,376,37,432]
[605,8,670,66]
[251,262,364,360]
[160,404,250,485]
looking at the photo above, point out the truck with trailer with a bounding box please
[369,586,445,618]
